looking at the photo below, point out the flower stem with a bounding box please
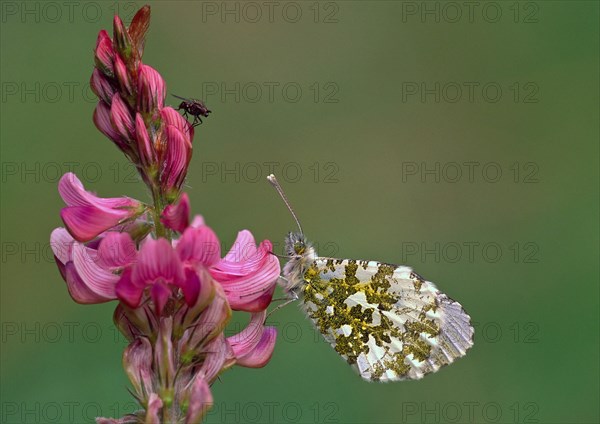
[152,186,168,239]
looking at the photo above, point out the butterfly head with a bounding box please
[285,232,312,258]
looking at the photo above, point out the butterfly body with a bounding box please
[280,231,474,382]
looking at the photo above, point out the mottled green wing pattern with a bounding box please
[300,258,473,382]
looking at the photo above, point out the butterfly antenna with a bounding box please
[267,174,303,234]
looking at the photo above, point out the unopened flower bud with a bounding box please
[135,113,156,168]
[138,64,166,115]
[110,93,135,141]
[90,69,116,104]
[160,193,190,233]
[94,101,127,152]
[94,30,115,75]
[113,16,133,60]
[123,337,154,400]
[114,55,133,96]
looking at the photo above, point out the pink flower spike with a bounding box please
[236,327,277,368]
[97,232,137,268]
[176,224,221,267]
[58,173,142,242]
[138,64,166,114]
[185,377,213,424]
[110,93,135,141]
[135,113,155,168]
[161,193,190,233]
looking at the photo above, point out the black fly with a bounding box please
[172,94,211,127]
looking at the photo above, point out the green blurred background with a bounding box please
[1,1,598,423]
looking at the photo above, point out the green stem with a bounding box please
[152,185,169,240]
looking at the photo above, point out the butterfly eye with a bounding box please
[294,242,305,255]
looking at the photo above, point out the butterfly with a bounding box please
[267,174,474,382]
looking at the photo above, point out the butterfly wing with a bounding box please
[299,258,473,382]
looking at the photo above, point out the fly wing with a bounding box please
[300,258,473,382]
[171,94,191,102]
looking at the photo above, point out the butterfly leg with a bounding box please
[266,290,299,320]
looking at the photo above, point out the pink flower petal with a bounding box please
[178,268,201,307]
[116,267,144,308]
[174,268,215,330]
[214,249,280,311]
[236,327,277,368]
[135,113,155,168]
[160,125,190,192]
[114,55,132,95]
[58,173,139,210]
[123,337,154,398]
[64,262,111,304]
[94,101,126,150]
[61,205,129,242]
[161,193,190,233]
[190,215,205,228]
[97,232,137,268]
[90,69,116,105]
[151,280,172,316]
[221,230,257,267]
[132,238,184,287]
[137,64,166,114]
[228,285,276,312]
[176,225,221,267]
[185,376,213,424]
[198,333,235,383]
[178,284,230,355]
[72,243,118,300]
[161,107,193,141]
[198,334,234,383]
[50,227,75,265]
[145,393,162,424]
[94,30,114,74]
[155,317,175,386]
[114,303,157,340]
[227,311,267,358]
[110,93,134,140]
